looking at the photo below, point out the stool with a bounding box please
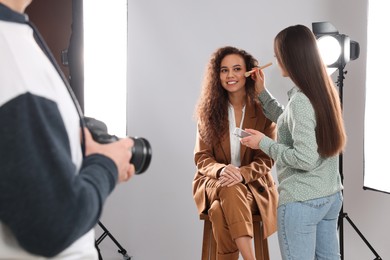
[200,213,269,260]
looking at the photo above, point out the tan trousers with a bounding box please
[205,180,262,260]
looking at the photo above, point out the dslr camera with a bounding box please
[84,117,152,174]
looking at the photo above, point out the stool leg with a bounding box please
[202,219,212,260]
[253,221,269,260]
[210,226,217,260]
[202,215,269,260]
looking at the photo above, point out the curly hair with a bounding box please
[194,46,260,145]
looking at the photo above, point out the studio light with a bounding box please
[312,22,360,69]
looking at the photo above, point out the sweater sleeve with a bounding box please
[258,89,285,123]
[0,93,118,257]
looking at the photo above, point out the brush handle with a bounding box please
[245,62,273,77]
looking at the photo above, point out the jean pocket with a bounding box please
[301,196,331,209]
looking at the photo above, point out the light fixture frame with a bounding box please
[312,22,359,69]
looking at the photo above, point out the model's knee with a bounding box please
[208,200,223,222]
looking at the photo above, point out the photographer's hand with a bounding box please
[83,128,135,182]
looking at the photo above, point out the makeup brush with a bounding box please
[244,62,273,77]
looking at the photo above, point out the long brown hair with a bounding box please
[194,46,259,145]
[274,25,346,157]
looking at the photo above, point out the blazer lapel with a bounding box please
[240,101,258,162]
[220,132,231,164]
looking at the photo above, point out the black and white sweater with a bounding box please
[0,4,117,259]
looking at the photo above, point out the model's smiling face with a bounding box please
[219,54,247,93]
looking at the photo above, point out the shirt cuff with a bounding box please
[259,135,274,156]
[258,88,271,103]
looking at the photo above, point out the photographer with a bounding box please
[0,1,135,259]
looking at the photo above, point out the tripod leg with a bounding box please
[338,213,345,259]
[344,214,382,260]
[95,241,103,260]
[339,212,382,260]
[96,221,132,260]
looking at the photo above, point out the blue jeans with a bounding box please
[277,191,343,260]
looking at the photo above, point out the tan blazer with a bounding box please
[192,101,278,238]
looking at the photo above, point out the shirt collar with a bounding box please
[228,102,246,112]
[287,86,300,99]
[0,3,29,24]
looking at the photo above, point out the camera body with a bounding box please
[84,117,152,174]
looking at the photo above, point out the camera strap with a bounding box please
[27,20,87,156]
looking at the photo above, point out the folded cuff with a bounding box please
[229,220,253,240]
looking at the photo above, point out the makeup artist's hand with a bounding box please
[251,67,266,95]
[218,164,243,187]
[240,129,264,150]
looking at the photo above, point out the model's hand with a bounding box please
[218,164,243,187]
[250,67,266,95]
[84,128,135,182]
[240,129,264,150]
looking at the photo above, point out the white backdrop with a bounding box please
[363,1,390,194]
[96,0,390,259]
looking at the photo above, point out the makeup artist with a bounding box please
[241,25,345,260]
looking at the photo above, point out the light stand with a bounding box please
[95,221,132,260]
[312,22,382,260]
[335,65,382,260]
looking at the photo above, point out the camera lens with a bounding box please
[130,137,152,174]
